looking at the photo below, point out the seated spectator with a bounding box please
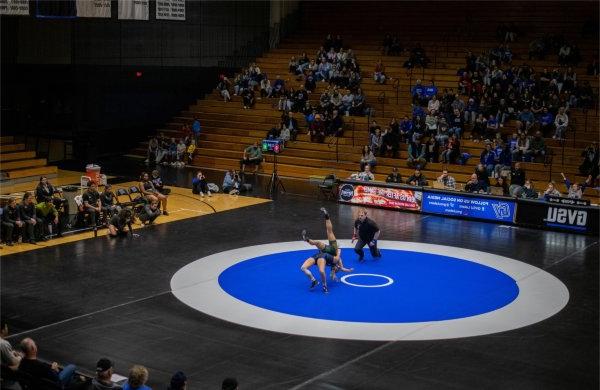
[493,141,512,178]
[288,56,298,74]
[35,197,60,238]
[356,164,375,181]
[542,181,561,199]
[20,192,44,242]
[517,107,535,133]
[448,108,464,139]
[216,76,231,102]
[411,80,427,106]
[360,145,377,171]
[553,107,569,140]
[0,323,21,389]
[167,371,187,390]
[242,88,255,109]
[271,75,286,97]
[139,172,169,215]
[108,208,133,238]
[512,134,530,162]
[373,60,386,84]
[380,127,399,158]
[407,139,427,168]
[370,128,382,155]
[509,162,526,196]
[425,137,439,163]
[192,171,212,198]
[475,163,491,191]
[441,134,460,164]
[465,173,485,193]
[480,143,496,177]
[386,167,402,183]
[520,179,538,199]
[579,143,599,176]
[493,176,510,196]
[561,172,586,199]
[437,169,456,189]
[100,184,120,219]
[240,141,263,173]
[146,137,159,164]
[328,109,344,137]
[222,170,241,195]
[123,365,151,390]
[350,88,367,116]
[92,358,122,389]
[191,118,202,145]
[309,114,326,143]
[399,115,413,142]
[529,131,546,162]
[538,107,554,137]
[427,95,440,113]
[222,377,239,390]
[35,176,55,203]
[151,170,170,195]
[260,76,272,98]
[485,114,499,140]
[138,199,161,225]
[2,198,23,246]
[463,98,478,124]
[19,337,77,388]
[407,169,427,186]
[175,139,186,166]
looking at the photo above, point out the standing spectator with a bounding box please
[92,358,122,390]
[20,192,44,242]
[19,338,77,388]
[352,208,381,262]
[553,107,569,140]
[2,198,23,246]
[123,365,152,390]
[191,118,202,146]
[240,142,263,173]
[0,323,21,390]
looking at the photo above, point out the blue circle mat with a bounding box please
[218,249,519,323]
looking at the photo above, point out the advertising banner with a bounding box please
[118,0,148,20]
[338,183,421,211]
[76,0,111,18]
[156,0,185,20]
[422,191,516,223]
[0,0,29,15]
[516,200,599,234]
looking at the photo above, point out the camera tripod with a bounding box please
[267,151,286,197]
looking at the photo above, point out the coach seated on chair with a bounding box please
[19,337,78,389]
[82,181,102,227]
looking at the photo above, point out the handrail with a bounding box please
[327,135,339,163]
[349,118,356,147]
[392,78,400,105]
[377,91,386,118]
[406,67,414,94]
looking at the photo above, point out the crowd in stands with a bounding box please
[0,325,238,389]
[146,128,197,168]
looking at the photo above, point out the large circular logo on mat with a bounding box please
[170,241,569,341]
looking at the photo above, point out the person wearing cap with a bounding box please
[167,371,187,390]
[93,358,122,390]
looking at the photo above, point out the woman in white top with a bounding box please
[553,107,569,140]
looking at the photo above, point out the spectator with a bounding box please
[427,95,440,113]
[407,169,427,186]
[380,126,399,157]
[373,60,386,84]
[151,170,170,196]
[222,170,241,195]
[216,77,231,102]
[108,208,133,238]
[520,179,538,199]
[328,109,344,137]
[240,141,263,173]
[480,143,496,177]
[2,198,23,246]
[561,172,585,199]
[139,173,169,215]
[19,338,77,388]
[386,167,402,183]
[260,76,272,98]
[475,163,491,191]
[441,134,460,164]
[175,139,186,167]
[539,107,554,137]
[191,118,202,145]
[0,323,21,390]
[222,377,238,390]
[529,131,546,162]
[123,365,151,390]
[309,114,326,143]
[407,139,427,168]
[360,145,377,171]
[437,169,456,189]
[493,176,510,196]
[138,199,161,225]
[20,192,44,243]
[579,143,599,176]
[92,358,122,390]
[542,181,561,199]
[100,184,120,219]
[146,137,159,164]
[465,173,485,193]
[370,128,382,155]
[553,107,569,140]
[509,162,526,196]
[517,107,534,133]
[356,164,375,181]
[242,88,255,109]
[512,133,530,162]
[35,176,55,203]
[35,197,60,239]
[167,371,187,390]
[192,171,211,198]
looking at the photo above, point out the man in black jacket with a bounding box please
[2,198,23,246]
[353,208,381,262]
[19,192,44,244]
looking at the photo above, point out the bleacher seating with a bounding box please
[129,1,598,202]
[0,136,58,184]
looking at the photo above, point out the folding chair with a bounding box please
[318,174,337,200]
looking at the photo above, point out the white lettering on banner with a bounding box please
[76,0,111,18]
[544,207,587,226]
[0,0,29,15]
[156,0,185,20]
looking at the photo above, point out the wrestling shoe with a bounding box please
[310,279,319,290]
[301,229,310,242]
[322,285,329,293]
[320,207,329,219]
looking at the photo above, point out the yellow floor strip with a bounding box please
[0,182,270,256]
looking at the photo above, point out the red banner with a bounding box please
[338,183,422,211]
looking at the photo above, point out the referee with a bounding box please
[352,208,381,261]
